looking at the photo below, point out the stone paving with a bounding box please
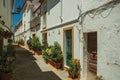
[11,45,69,80]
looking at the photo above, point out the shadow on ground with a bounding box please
[12,45,61,80]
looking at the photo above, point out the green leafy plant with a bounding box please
[50,41,63,63]
[31,36,41,51]
[18,39,24,45]
[42,46,53,62]
[68,59,81,79]
[1,57,12,73]
[41,39,48,50]
[27,37,32,47]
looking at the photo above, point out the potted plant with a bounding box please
[42,46,53,63]
[68,59,81,79]
[27,37,32,50]
[18,39,24,46]
[42,50,49,63]
[50,42,63,69]
[35,40,42,55]
[0,56,13,80]
[0,39,16,80]
[31,36,42,55]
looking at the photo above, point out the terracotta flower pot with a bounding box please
[36,50,41,55]
[1,73,12,80]
[55,62,62,69]
[68,72,78,79]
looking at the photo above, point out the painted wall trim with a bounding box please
[41,19,78,32]
[15,24,40,37]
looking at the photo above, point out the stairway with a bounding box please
[88,53,97,73]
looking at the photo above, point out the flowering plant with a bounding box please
[68,59,81,79]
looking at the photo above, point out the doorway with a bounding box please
[63,27,74,67]
[86,32,97,80]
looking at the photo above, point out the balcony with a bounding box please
[30,16,40,30]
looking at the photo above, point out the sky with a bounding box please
[12,0,25,32]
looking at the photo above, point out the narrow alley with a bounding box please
[11,45,64,80]
[1,0,120,80]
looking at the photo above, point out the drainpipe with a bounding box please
[60,0,63,23]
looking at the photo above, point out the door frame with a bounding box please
[84,32,98,80]
[63,26,74,67]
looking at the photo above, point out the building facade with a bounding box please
[22,0,40,45]
[0,0,14,55]
[14,0,120,80]
[14,20,23,42]
[40,0,120,80]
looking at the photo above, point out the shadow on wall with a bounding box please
[47,0,60,12]
[41,0,60,15]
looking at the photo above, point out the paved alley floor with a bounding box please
[11,45,68,80]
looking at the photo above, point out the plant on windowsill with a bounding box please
[68,59,81,79]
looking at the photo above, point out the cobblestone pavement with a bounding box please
[11,45,62,80]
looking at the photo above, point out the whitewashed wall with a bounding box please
[40,0,81,69]
[0,0,13,46]
[22,7,31,45]
[40,0,120,80]
[82,2,120,80]
[81,0,113,13]
[46,0,80,28]
[45,0,80,50]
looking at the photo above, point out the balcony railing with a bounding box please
[30,16,40,28]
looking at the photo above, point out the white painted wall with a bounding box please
[0,0,13,46]
[46,0,80,28]
[14,24,23,42]
[40,0,81,69]
[47,0,61,28]
[40,0,120,80]
[81,2,120,80]
[22,7,31,45]
[62,0,80,23]
[81,0,113,13]
[0,0,12,28]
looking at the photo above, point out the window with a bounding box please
[42,32,47,43]
[42,14,47,28]
[42,1,47,29]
